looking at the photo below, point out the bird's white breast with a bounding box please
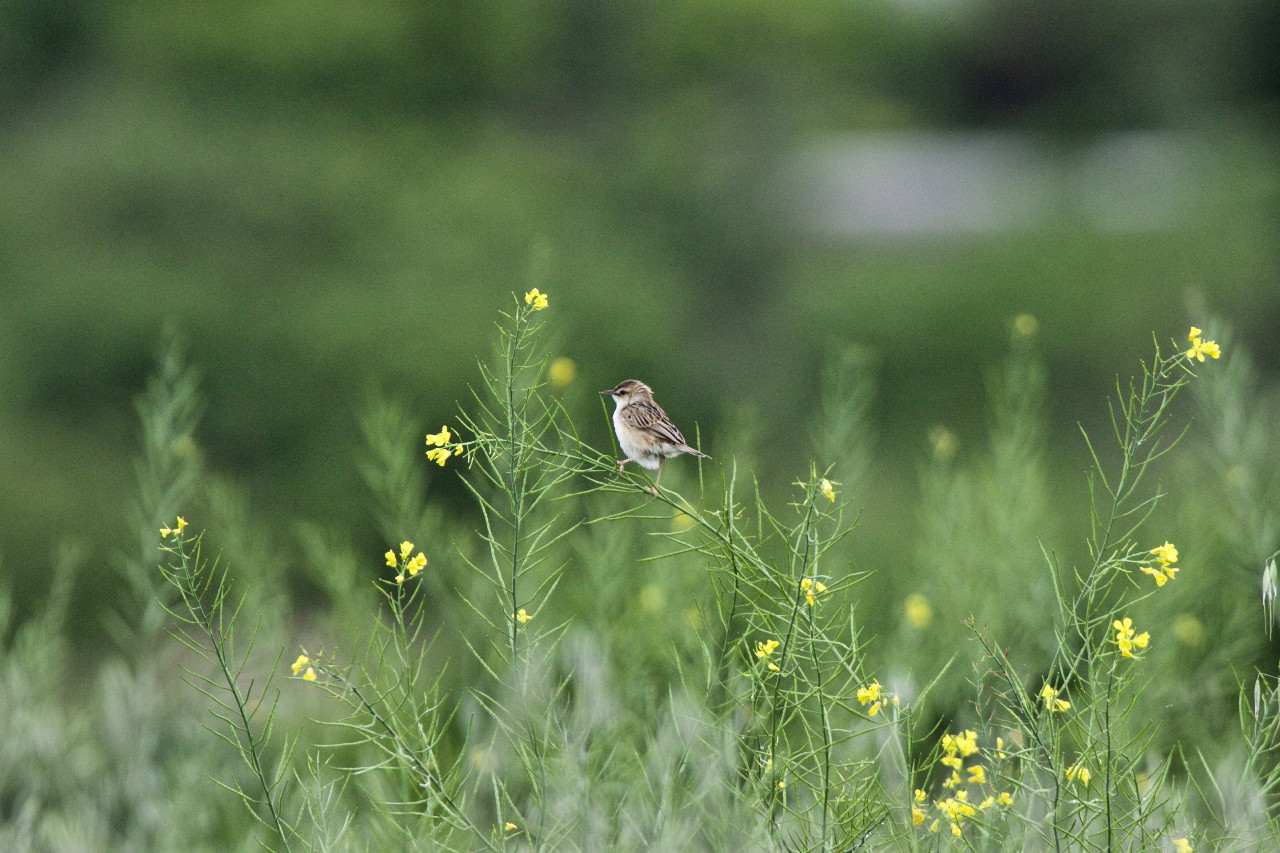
[613,406,661,468]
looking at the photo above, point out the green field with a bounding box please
[5,297,1278,851]
[2,3,1279,849]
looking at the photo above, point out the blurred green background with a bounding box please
[1,0,1277,629]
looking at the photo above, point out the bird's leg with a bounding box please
[648,458,664,496]
[617,457,640,473]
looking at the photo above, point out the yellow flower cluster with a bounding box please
[819,478,836,502]
[1185,327,1220,362]
[1139,540,1181,587]
[524,288,549,310]
[800,577,829,606]
[857,679,884,716]
[903,593,933,628]
[385,540,428,585]
[291,654,317,682]
[547,356,576,387]
[754,638,780,672]
[1040,683,1070,713]
[918,730,1014,837]
[425,425,466,466]
[159,516,188,538]
[515,607,533,624]
[1113,617,1150,658]
[1064,763,1091,785]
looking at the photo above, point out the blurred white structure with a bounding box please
[793,131,1194,235]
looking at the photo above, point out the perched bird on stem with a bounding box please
[601,379,709,495]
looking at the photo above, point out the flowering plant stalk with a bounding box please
[157,520,296,852]
[456,288,576,665]
[963,329,1221,852]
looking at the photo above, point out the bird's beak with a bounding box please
[600,389,615,396]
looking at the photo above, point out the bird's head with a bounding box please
[600,379,652,407]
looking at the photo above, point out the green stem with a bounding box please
[173,539,293,853]
[506,308,526,663]
[326,667,500,852]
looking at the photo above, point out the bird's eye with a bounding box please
[617,390,627,396]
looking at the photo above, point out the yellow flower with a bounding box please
[1140,566,1169,586]
[291,654,310,675]
[1150,541,1178,565]
[515,608,533,624]
[819,478,835,502]
[979,795,994,810]
[913,788,927,802]
[1064,764,1091,785]
[160,516,189,538]
[755,639,780,659]
[940,754,962,771]
[944,730,979,758]
[856,679,882,706]
[1040,683,1070,712]
[904,593,932,628]
[408,553,427,576]
[997,792,1013,805]
[504,822,518,832]
[967,764,986,784]
[1185,328,1221,362]
[1173,613,1206,646]
[1113,617,1150,658]
[385,549,397,567]
[928,818,939,833]
[395,574,405,584]
[302,666,316,681]
[911,806,925,825]
[935,793,976,838]
[548,357,576,387]
[754,638,781,671]
[800,577,828,606]
[424,427,465,464]
[941,794,974,818]
[1172,838,1192,853]
[397,541,413,559]
[524,288,549,310]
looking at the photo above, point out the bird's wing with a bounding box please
[623,400,687,446]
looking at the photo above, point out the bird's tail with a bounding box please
[682,446,711,459]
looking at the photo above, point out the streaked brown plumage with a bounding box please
[601,379,709,494]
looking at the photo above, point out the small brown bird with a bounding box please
[601,379,709,494]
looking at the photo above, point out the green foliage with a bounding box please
[36,298,1255,852]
